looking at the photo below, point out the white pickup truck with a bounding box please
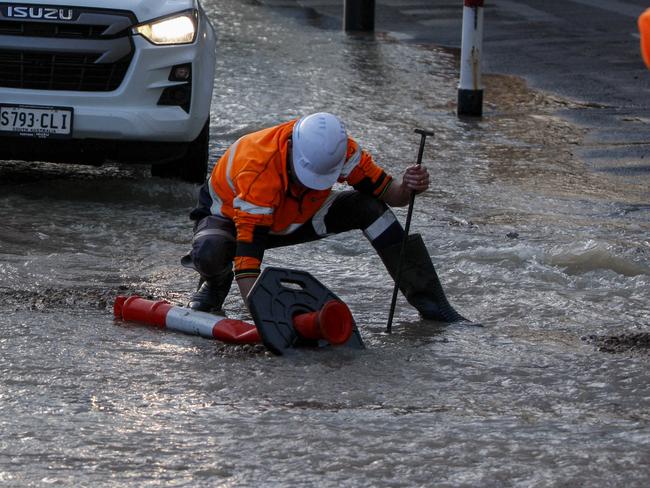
[0,0,216,183]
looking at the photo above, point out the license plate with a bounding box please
[0,104,73,138]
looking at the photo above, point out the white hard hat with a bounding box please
[291,112,348,190]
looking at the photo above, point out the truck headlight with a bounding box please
[133,10,197,45]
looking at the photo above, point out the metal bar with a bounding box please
[386,129,434,334]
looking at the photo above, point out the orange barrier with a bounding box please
[639,8,650,69]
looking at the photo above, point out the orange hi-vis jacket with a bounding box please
[205,119,393,280]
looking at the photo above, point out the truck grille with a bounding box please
[0,7,135,91]
[0,20,109,39]
[0,49,133,91]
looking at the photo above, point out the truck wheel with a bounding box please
[151,120,209,184]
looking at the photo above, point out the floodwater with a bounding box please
[1,0,649,486]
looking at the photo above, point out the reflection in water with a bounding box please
[0,0,649,486]
[343,34,386,89]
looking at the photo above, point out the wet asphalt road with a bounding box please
[1,0,650,486]
[264,0,650,180]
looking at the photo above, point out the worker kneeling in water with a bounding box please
[182,113,467,323]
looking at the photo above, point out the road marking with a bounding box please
[384,30,415,41]
[297,0,339,6]
[494,0,562,23]
[419,18,461,27]
[568,0,645,19]
[400,7,456,17]
[379,0,431,6]
[261,0,298,5]
[403,9,446,16]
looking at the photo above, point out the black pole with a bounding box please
[344,0,375,31]
[386,129,434,334]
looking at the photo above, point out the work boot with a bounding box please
[378,233,469,323]
[187,270,233,313]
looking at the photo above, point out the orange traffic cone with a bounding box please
[293,300,354,346]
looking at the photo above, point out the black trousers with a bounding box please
[183,190,404,279]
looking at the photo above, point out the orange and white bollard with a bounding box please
[113,295,260,344]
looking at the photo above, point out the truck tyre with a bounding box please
[151,120,209,184]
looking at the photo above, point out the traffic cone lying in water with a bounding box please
[114,268,361,355]
[247,267,365,354]
[292,300,353,346]
[113,295,261,344]
[113,295,353,347]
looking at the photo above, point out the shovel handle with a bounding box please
[414,129,434,167]
[386,129,434,334]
